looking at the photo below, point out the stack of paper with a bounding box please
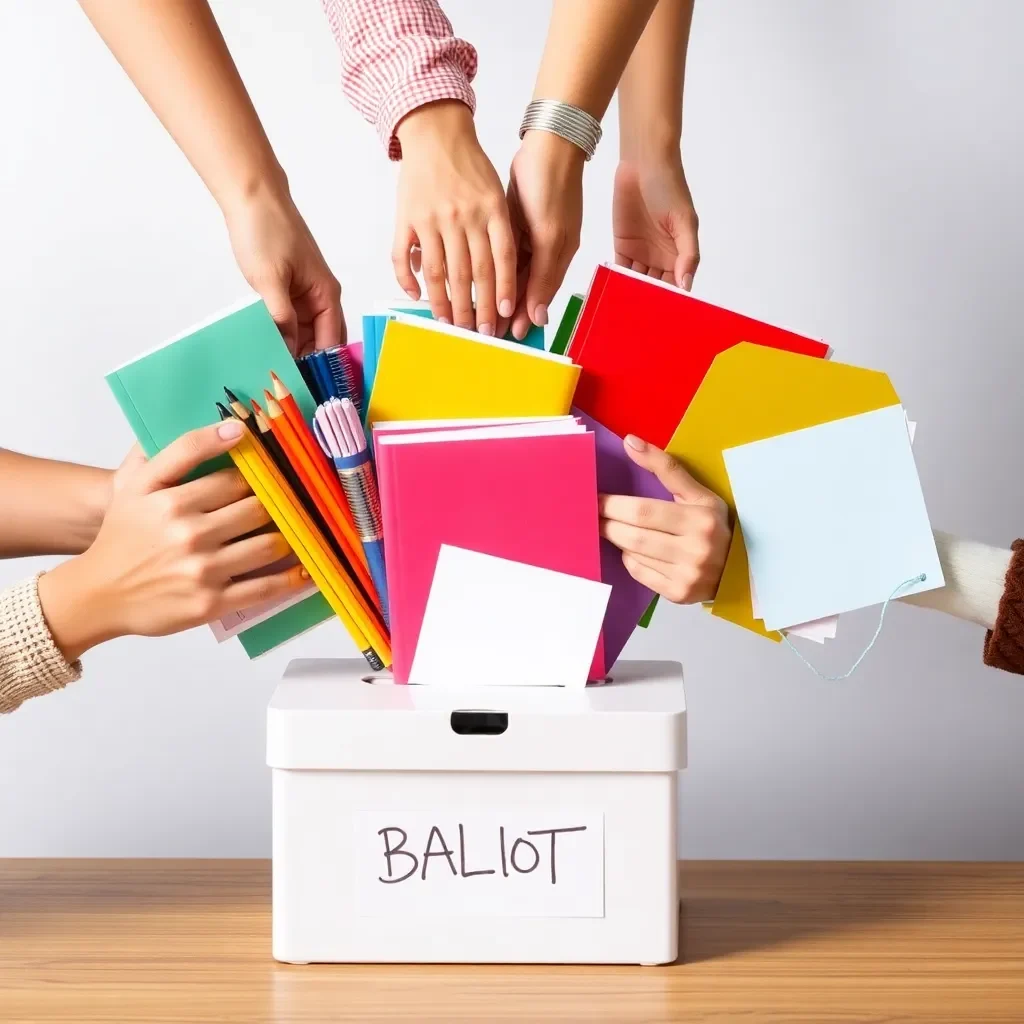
[375,416,608,686]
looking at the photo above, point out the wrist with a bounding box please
[519,128,587,176]
[619,116,682,166]
[396,100,477,157]
[37,553,122,663]
[215,160,291,222]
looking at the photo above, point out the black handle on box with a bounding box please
[449,711,508,736]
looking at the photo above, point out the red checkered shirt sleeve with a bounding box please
[322,0,478,161]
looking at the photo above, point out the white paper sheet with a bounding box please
[409,545,611,689]
[352,808,605,918]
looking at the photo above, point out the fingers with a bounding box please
[137,422,245,493]
[621,553,677,601]
[670,212,700,292]
[218,563,310,618]
[622,435,720,506]
[519,227,569,339]
[212,530,293,580]
[599,493,696,535]
[467,227,497,336]
[173,467,251,514]
[202,494,272,545]
[419,230,453,324]
[600,517,682,563]
[113,444,148,494]
[441,225,475,330]
[391,223,421,301]
[488,214,517,334]
[258,275,300,355]
[311,278,344,353]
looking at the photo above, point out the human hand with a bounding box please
[612,156,699,291]
[599,435,730,604]
[224,186,345,357]
[506,130,585,340]
[38,421,308,661]
[393,101,516,336]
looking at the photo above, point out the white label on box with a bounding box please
[352,809,604,918]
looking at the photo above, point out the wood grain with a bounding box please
[2,860,1024,1023]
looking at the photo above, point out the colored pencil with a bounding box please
[220,413,388,670]
[263,391,386,634]
[315,398,389,626]
[270,371,361,534]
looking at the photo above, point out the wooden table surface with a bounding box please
[2,860,1024,1023]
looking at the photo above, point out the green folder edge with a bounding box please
[550,293,584,356]
[105,301,335,656]
[637,595,658,628]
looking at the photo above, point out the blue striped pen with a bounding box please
[313,397,389,626]
[323,345,363,417]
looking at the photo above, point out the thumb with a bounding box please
[111,443,148,494]
[668,212,700,292]
[623,435,718,506]
[140,421,246,493]
[258,277,300,356]
[524,229,569,331]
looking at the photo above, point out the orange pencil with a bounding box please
[264,392,385,631]
[271,371,360,533]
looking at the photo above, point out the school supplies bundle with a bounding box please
[107,264,942,682]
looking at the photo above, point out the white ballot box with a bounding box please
[267,659,686,965]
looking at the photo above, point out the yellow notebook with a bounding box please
[666,343,901,638]
[366,315,580,425]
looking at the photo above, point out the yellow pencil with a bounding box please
[225,428,391,669]
[228,412,391,658]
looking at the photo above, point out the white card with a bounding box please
[409,546,611,689]
[352,808,605,918]
[749,567,837,642]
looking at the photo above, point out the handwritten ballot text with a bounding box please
[353,809,604,917]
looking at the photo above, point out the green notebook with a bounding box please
[105,297,334,657]
[550,293,584,356]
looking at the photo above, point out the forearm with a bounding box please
[532,0,658,120]
[617,0,693,160]
[78,0,288,213]
[0,451,111,558]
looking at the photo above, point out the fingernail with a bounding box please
[681,274,694,292]
[478,322,495,336]
[625,434,647,452]
[404,288,418,299]
[217,421,244,440]
[499,299,513,317]
[438,316,451,325]
[512,323,527,341]
[534,304,549,326]
[299,568,310,581]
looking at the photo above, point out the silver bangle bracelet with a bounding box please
[518,99,602,161]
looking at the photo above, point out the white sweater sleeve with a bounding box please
[898,530,1012,630]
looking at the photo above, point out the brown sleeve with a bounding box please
[983,539,1024,675]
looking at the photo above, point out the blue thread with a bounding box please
[780,573,927,681]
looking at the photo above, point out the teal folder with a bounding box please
[105,297,334,656]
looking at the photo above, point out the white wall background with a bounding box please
[2,0,1023,858]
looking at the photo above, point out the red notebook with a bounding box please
[377,421,605,684]
[568,265,833,448]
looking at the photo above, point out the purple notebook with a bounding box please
[574,409,672,670]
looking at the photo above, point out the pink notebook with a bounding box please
[377,420,606,684]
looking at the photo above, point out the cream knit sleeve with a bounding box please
[0,574,81,714]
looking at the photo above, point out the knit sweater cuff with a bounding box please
[0,574,82,714]
[983,540,1024,676]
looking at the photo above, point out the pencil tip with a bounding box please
[223,386,239,403]
[215,402,231,420]
[250,397,263,414]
